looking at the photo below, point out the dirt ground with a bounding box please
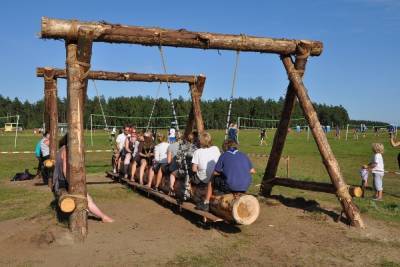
[1,174,399,267]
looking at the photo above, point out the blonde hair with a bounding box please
[372,143,384,154]
[199,132,212,148]
[157,133,167,143]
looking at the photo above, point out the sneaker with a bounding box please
[372,198,382,201]
[195,202,209,212]
[113,168,117,174]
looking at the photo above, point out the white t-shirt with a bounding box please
[154,142,169,163]
[169,128,176,138]
[371,153,384,174]
[116,133,126,151]
[192,146,221,183]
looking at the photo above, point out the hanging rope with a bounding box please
[92,79,109,130]
[158,45,191,200]
[145,82,162,132]
[92,80,116,155]
[158,46,180,133]
[225,50,240,139]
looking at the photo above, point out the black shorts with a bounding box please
[153,163,168,173]
[212,175,231,193]
[168,159,178,173]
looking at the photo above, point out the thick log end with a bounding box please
[59,197,76,213]
[349,186,363,198]
[232,195,260,225]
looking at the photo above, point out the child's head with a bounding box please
[371,143,384,154]
[361,164,368,169]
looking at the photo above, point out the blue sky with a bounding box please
[0,0,398,124]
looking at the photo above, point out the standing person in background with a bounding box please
[168,123,176,143]
[259,128,267,146]
[227,123,239,144]
[335,125,341,140]
[368,143,385,201]
[40,132,50,185]
[390,133,400,169]
[34,133,45,177]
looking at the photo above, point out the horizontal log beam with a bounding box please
[37,67,203,84]
[41,17,323,56]
[269,177,362,197]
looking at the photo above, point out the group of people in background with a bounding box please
[112,123,255,211]
[36,120,399,222]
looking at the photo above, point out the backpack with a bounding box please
[35,141,42,158]
[11,169,35,181]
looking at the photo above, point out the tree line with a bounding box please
[0,94,388,130]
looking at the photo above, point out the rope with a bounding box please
[92,80,115,153]
[158,46,180,133]
[225,51,240,139]
[158,45,191,200]
[92,80,108,130]
[145,82,162,132]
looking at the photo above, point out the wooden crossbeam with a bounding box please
[41,17,323,56]
[37,67,203,84]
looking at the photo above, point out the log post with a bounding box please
[184,106,195,138]
[65,27,93,241]
[184,75,206,137]
[281,55,364,228]
[261,43,310,195]
[43,68,58,188]
[43,68,59,162]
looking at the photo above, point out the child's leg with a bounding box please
[87,194,114,223]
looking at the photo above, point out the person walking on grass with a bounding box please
[259,128,267,146]
[368,143,385,201]
[390,133,400,169]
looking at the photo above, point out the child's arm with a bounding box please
[390,134,400,147]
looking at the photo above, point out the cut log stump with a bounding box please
[58,189,76,213]
[210,194,260,225]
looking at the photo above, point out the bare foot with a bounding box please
[102,215,114,223]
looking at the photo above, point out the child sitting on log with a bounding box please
[53,134,114,223]
[195,139,256,211]
[136,132,155,185]
[149,133,169,189]
[192,132,221,211]
[213,139,256,192]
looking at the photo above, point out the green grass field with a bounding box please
[0,129,399,223]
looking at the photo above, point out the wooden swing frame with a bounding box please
[40,17,364,240]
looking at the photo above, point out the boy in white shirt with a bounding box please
[192,132,221,211]
[368,143,384,200]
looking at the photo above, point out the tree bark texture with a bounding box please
[261,44,310,196]
[65,28,93,241]
[269,177,362,197]
[281,55,364,228]
[185,75,206,136]
[43,68,59,162]
[41,17,323,56]
[37,67,202,84]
